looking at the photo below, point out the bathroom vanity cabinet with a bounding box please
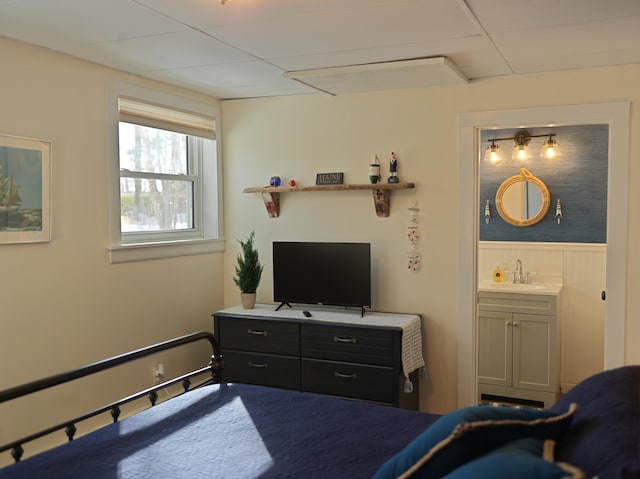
[477,290,560,408]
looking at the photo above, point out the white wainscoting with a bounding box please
[478,242,606,393]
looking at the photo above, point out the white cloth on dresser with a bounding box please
[400,316,425,379]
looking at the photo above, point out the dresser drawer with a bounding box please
[218,317,299,355]
[301,358,394,404]
[301,324,394,366]
[222,350,301,390]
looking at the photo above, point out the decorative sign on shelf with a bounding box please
[315,172,344,185]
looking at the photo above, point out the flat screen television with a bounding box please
[273,241,371,315]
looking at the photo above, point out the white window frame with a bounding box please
[107,82,224,263]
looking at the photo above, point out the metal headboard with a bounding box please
[0,331,224,463]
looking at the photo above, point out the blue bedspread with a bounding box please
[0,383,438,479]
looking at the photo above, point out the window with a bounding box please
[108,84,223,263]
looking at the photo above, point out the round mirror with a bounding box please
[495,168,550,226]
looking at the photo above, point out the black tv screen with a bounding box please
[273,242,371,310]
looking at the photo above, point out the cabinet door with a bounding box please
[477,310,512,387]
[512,314,556,391]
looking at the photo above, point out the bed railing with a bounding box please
[0,331,224,463]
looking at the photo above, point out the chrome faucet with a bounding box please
[512,259,524,284]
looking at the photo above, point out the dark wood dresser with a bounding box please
[213,304,423,409]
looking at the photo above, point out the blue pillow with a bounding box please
[372,403,576,479]
[550,366,640,478]
[442,438,584,479]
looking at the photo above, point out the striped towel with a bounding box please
[401,316,425,379]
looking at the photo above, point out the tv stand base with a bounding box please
[275,302,292,311]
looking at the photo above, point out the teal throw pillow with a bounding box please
[442,437,584,479]
[372,403,576,479]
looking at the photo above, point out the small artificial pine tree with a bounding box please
[233,230,263,293]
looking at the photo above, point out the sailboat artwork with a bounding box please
[0,134,51,243]
[0,158,42,232]
[0,164,23,212]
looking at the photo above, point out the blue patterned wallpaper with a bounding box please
[479,124,608,243]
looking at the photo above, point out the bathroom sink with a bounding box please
[478,280,562,295]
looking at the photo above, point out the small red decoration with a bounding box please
[288,179,296,186]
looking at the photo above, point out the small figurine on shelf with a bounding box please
[388,152,399,183]
[369,154,381,184]
[269,176,281,187]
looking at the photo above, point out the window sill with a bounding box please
[108,238,224,264]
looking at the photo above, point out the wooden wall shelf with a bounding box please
[243,182,415,218]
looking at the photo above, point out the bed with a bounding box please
[1,331,638,479]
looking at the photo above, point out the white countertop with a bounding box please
[478,280,563,296]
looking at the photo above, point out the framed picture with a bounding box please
[0,134,51,244]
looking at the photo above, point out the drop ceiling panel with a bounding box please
[149,60,300,89]
[493,16,640,63]
[466,0,640,33]
[134,0,388,30]
[206,1,478,59]
[270,35,504,75]
[0,0,184,47]
[69,31,257,73]
[508,49,640,75]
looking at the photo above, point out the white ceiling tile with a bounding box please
[270,35,503,73]
[205,0,477,59]
[508,49,640,75]
[493,16,640,61]
[133,0,391,30]
[460,63,513,80]
[145,62,317,98]
[152,61,291,89]
[0,0,185,48]
[466,0,640,33]
[68,31,256,73]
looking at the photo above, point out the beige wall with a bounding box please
[222,64,640,414]
[0,38,225,449]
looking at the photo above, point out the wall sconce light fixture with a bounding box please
[555,198,563,224]
[483,140,503,164]
[485,200,491,224]
[484,130,560,164]
[541,134,562,159]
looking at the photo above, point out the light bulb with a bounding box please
[484,141,502,164]
[541,136,561,159]
[512,145,531,161]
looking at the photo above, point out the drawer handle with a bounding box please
[248,329,268,336]
[334,371,357,380]
[333,336,357,344]
[248,361,268,369]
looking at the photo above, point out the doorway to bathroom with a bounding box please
[456,102,630,408]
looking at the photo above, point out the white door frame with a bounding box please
[457,102,630,408]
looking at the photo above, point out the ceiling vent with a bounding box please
[283,56,468,95]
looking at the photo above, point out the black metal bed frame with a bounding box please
[0,331,224,464]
